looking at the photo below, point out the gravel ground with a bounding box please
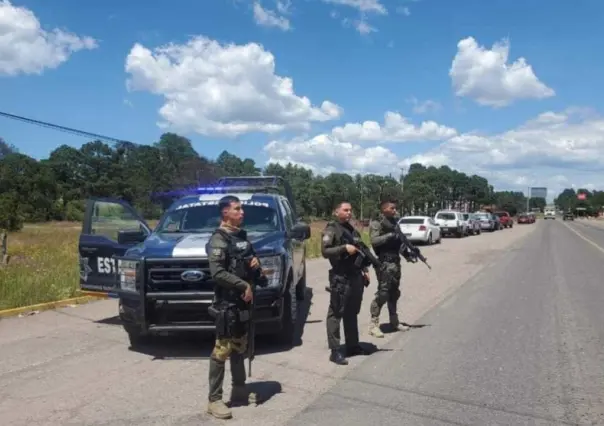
[0,224,536,426]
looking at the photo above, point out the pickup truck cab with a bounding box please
[77,176,311,348]
[434,210,466,238]
[494,211,513,228]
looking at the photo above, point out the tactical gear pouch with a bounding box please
[328,270,350,318]
[209,302,244,339]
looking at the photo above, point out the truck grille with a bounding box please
[146,259,214,292]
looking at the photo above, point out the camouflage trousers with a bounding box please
[369,261,402,318]
[208,335,248,402]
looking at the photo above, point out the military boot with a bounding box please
[207,400,232,420]
[368,317,384,338]
[389,314,409,332]
[230,385,258,406]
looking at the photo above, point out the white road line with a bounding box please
[561,220,604,255]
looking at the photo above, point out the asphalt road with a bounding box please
[288,219,604,426]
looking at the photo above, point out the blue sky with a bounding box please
[1,0,604,197]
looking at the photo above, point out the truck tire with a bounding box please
[276,278,296,346]
[296,260,307,301]
[124,324,151,348]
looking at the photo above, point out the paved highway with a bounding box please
[5,220,603,425]
[289,219,604,426]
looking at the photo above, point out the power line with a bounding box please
[0,110,135,146]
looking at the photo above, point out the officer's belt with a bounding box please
[330,267,363,277]
[378,253,400,263]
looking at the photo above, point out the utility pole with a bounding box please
[526,186,530,213]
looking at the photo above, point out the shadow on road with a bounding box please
[379,322,431,334]
[230,380,283,407]
[94,287,315,360]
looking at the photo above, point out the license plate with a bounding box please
[442,227,450,232]
[404,233,411,236]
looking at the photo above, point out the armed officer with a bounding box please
[205,195,260,420]
[368,200,410,338]
[321,201,372,365]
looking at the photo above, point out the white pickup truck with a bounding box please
[434,210,466,238]
[544,209,556,219]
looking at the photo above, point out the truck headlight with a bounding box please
[118,260,138,292]
[259,255,282,289]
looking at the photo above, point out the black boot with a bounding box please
[329,349,348,365]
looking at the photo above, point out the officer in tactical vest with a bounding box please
[368,200,410,338]
[205,195,260,420]
[321,201,372,365]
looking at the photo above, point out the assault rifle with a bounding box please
[340,227,383,271]
[393,221,432,270]
[245,257,269,378]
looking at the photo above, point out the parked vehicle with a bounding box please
[77,176,311,348]
[474,211,497,231]
[494,211,513,228]
[434,210,466,238]
[463,213,481,235]
[398,216,442,244]
[517,213,531,224]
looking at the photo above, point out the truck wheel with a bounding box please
[296,260,307,301]
[276,281,296,346]
[124,324,151,348]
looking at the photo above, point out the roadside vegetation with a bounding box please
[0,131,561,310]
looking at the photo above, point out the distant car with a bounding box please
[517,213,531,224]
[398,216,442,244]
[463,213,481,235]
[563,212,574,221]
[494,211,513,228]
[527,213,536,223]
[434,210,467,238]
[544,209,556,219]
[474,211,497,231]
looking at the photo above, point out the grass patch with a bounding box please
[0,220,369,310]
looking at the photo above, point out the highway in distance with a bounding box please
[289,219,604,426]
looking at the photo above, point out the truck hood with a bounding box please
[126,231,284,258]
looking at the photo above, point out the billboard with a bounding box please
[577,193,586,201]
[530,187,547,199]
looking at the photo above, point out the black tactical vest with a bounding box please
[212,228,254,304]
[373,216,401,257]
[327,221,362,273]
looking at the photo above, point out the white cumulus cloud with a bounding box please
[0,0,98,76]
[331,111,457,143]
[253,1,291,31]
[264,112,456,174]
[264,108,604,198]
[450,36,555,107]
[125,36,342,137]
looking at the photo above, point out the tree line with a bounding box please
[0,132,547,232]
[554,188,604,215]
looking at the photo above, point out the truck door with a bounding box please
[79,198,151,296]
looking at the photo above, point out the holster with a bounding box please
[328,270,351,318]
[208,302,249,339]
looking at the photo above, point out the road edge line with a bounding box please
[0,293,109,319]
[561,221,604,255]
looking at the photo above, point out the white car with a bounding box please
[434,210,467,238]
[544,209,556,219]
[398,216,442,245]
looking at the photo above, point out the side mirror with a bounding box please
[289,222,311,240]
[118,229,147,245]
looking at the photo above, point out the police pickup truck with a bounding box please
[78,176,311,348]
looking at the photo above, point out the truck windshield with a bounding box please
[436,213,456,220]
[156,205,280,233]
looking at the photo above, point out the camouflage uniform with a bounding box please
[206,227,258,420]
[368,215,409,337]
[321,220,370,365]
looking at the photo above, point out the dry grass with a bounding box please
[0,219,369,310]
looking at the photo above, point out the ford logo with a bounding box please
[181,270,205,282]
